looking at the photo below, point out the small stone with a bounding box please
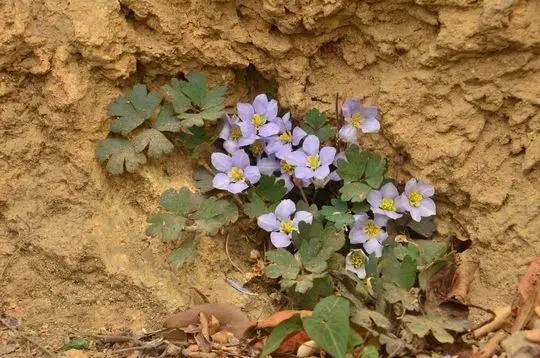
[249,249,261,261]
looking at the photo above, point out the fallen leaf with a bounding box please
[425,263,468,320]
[194,332,211,353]
[519,258,540,303]
[446,253,479,304]
[211,330,234,344]
[199,312,210,341]
[208,315,220,336]
[255,310,312,329]
[275,331,310,354]
[164,303,251,338]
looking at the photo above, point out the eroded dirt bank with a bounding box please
[1,0,539,352]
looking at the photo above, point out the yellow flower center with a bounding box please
[280,160,294,175]
[229,126,242,141]
[350,113,364,129]
[228,167,245,183]
[350,252,364,269]
[363,220,380,239]
[380,198,396,211]
[280,220,294,234]
[252,113,266,129]
[279,131,292,144]
[408,191,423,208]
[250,140,264,155]
[306,155,320,169]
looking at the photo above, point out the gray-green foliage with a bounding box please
[146,187,237,266]
[97,72,226,175]
[336,146,386,202]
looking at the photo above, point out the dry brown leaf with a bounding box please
[211,330,234,344]
[181,348,217,358]
[275,330,310,354]
[255,310,312,329]
[199,312,210,341]
[512,278,540,332]
[425,263,468,319]
[164,303,251,338]
[518,258,540,303]
[446,255,479,304]
[194,332,211,353]
[208,315,220,336]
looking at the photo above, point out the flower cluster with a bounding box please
[210,93,436,280]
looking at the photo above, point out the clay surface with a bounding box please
[1,0,539,353]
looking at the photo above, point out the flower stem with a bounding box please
[294,179,309,204]
[200,161,216,175]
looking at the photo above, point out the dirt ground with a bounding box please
[1,0,539,355]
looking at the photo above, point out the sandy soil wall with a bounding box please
[1,0,538,348]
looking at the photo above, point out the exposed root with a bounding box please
[472,305,512,338]
[473,331,507,358]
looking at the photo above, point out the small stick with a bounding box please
[472,305,511,337]
[294,179,309,204]
[225,234,242,272]
[0,318,56,357]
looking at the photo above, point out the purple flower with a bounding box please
[339,99,380,144]
[257,199,313,247]
[237,94,280,137]
[211,150,261,194]
[349,214,388,258]
[285,135,337,180]
[346,250,368,279]
[257,155,295,192]
[219,114,258,154]
[395,179,436,222]
[367,182,403,220]
[265,113,307,157]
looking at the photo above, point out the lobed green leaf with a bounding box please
[96,138,146,175]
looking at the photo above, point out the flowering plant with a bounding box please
[98,72,467,357]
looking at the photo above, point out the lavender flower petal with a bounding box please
[275,199,296,220]
[228,181,249,194]
[314,165,330,180]
[259,122,280,137]
[244,166,261,184]
[360,117,380,133]
[295,166,314,179]
[292,127,307,145]
[319,147,337,165]
[231,150,250,168]
[257,213,279,232]
[339,124,357,144]
[302,135,320,155]
[211,152,232,172]
[292,211,313,226]
[270,232,291,248]
[253,94,269,114]
[213,173,230,190]
[237,103,254,122]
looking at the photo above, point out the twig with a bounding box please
[0,318,56,357]
[335,93,342,150]
[225,234,242,272]
[294,179,309,204]
[472,305,511,337]
[189,286,210,303]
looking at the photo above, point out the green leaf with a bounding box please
[160,188,201,215]
[364,153,386,189]
[254,176,287,203]
[391,255,417,290]
[170,236,199,266]
[96,138,147,175]
[351,308,390,330]
[327,252,346,271]
[383,282,420,311]
[197,199,238,235]
[193,167,214,193]
[108,84,161,135]
[296,222,345,273]
[264,249,300,280]
[402,315,468,343]
[360,346,379,358]
[61,337,90,351]
[379,334,406,357]
[295,275,315,293]
[419,261,449,290]
[347,330,364,353]
[407,217,436,238]
[132,128,174,158]
[352,201,370,213]
[415,240,449,264]
[340,182,371,202]
[365,254,378,278]
[260,315,303,357]
[146,213,186,241]
[153,103,181,132]
[302,109,335,142]
[321,198,355,229]
[303,296,350,358]
[163,78,191,113]
[301,276,333,309]
[177,126,210,149]
[337,146,368,182]
[243,191,269,218]
[299,238,327,274]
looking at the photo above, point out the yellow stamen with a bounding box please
[306,155,320,169]
[408,191,423,208]
[363,220,380,239]
[280,220,294,234]
[350,252,364,269]
[252,113,266,129]
[229,126,242,141]
[350,113,364,129]
[380,198,396,212]
[228,167,245,183]
[280,160,294,175]
[250,140,264,155]
[279,131,292,144]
